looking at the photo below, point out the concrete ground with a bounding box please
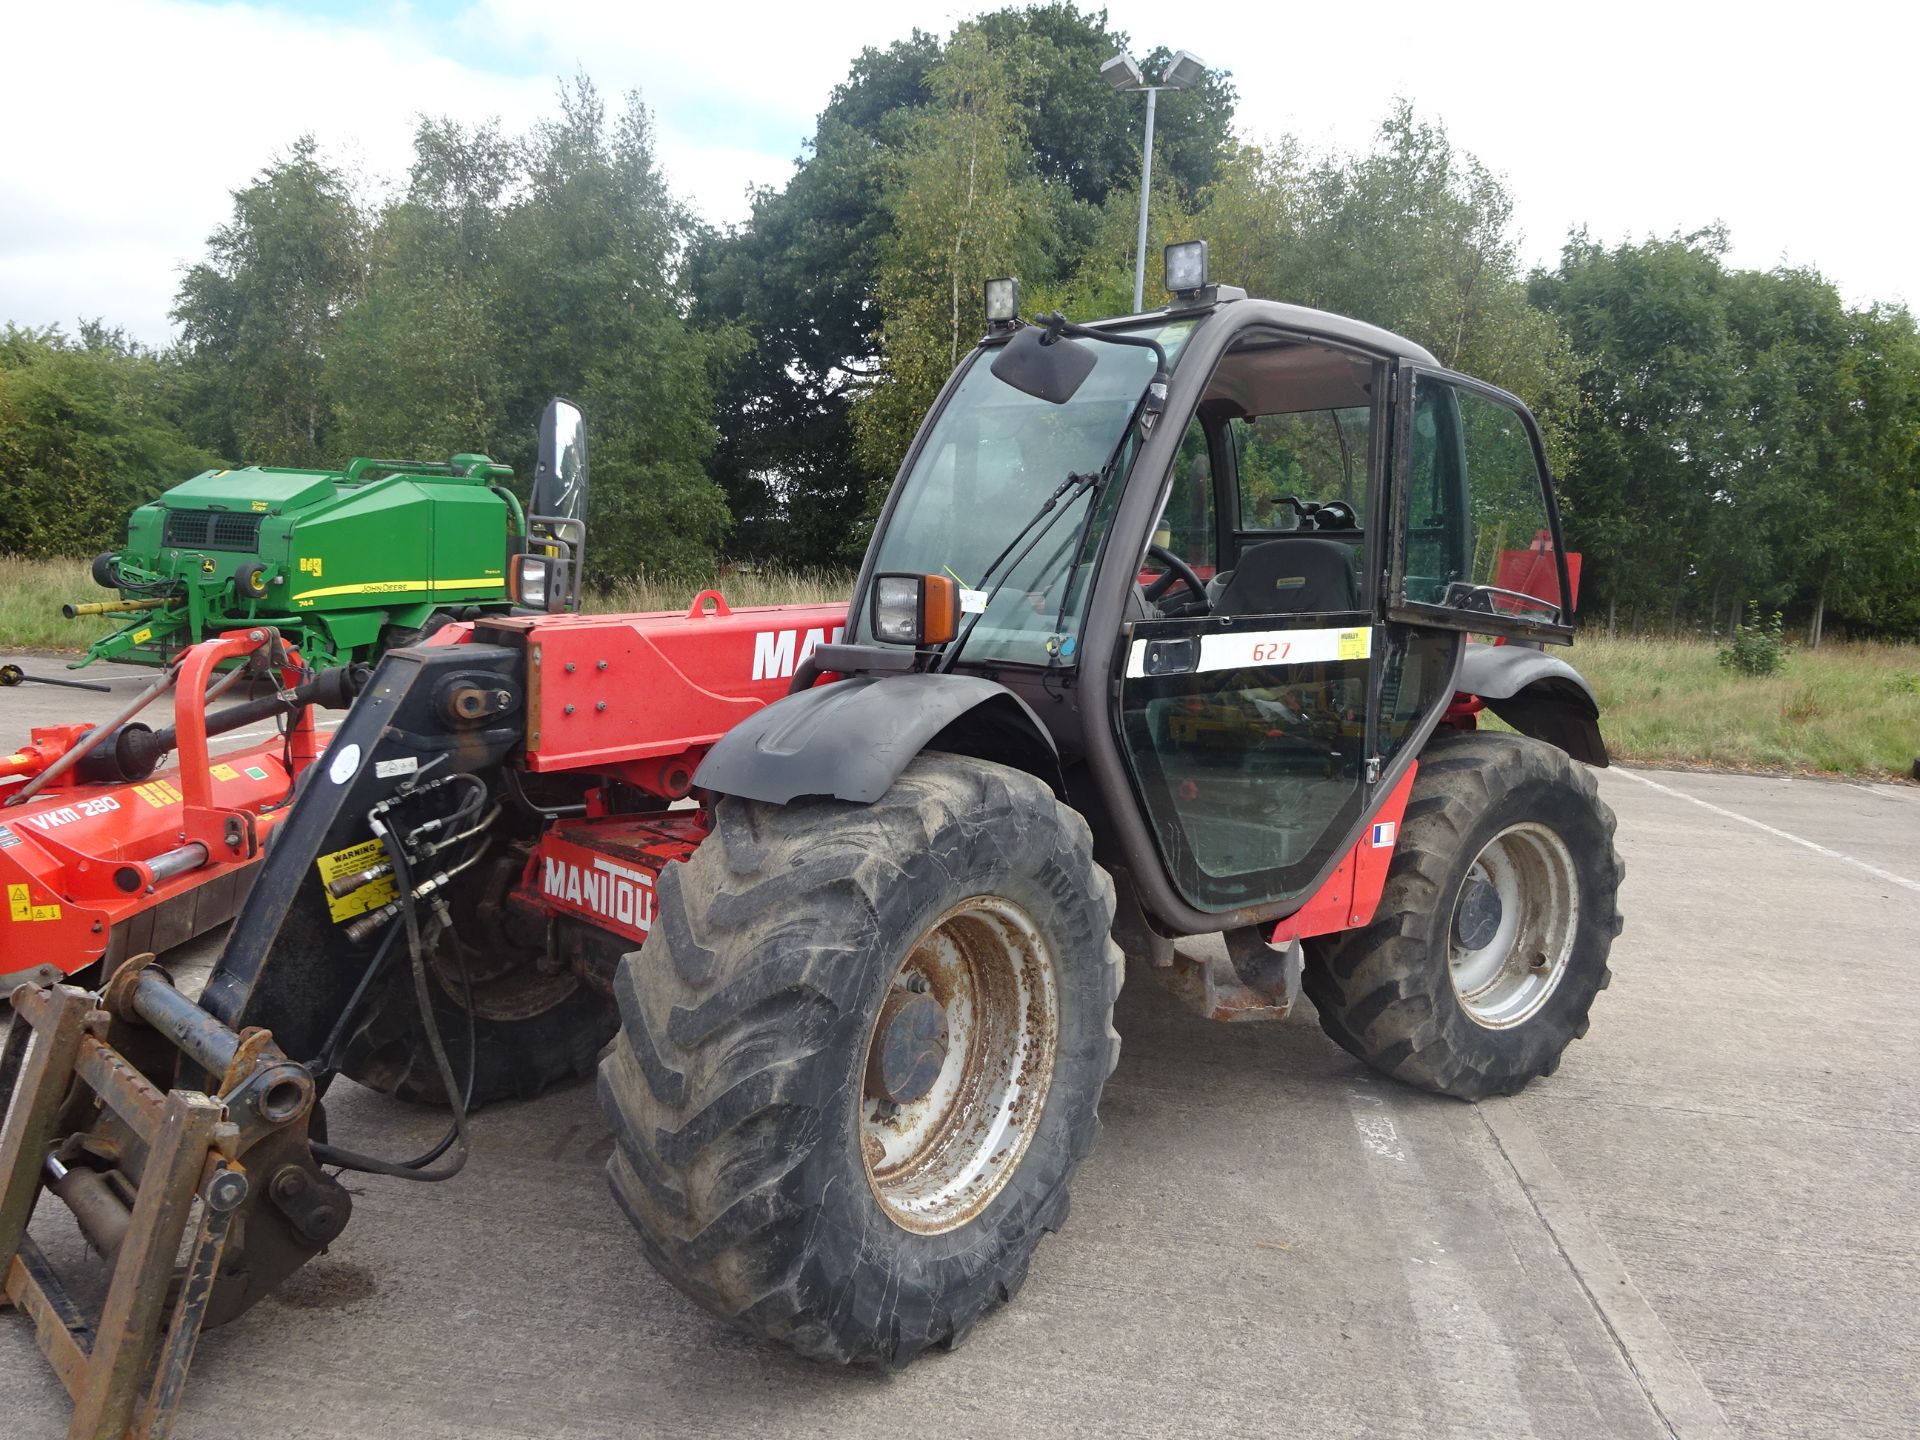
[3,664,1916,1436]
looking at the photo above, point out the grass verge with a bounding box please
[1553,633,1920,780]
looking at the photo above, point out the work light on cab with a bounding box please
[871,572,960,646]
[1165,239,1209,299]
[985,276,1020,329]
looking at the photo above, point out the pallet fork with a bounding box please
[0,961,344,1438]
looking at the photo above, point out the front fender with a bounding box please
[693,672,1061,804]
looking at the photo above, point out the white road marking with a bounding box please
[1610,767,1920,894]
[1479,1097,1736,1439]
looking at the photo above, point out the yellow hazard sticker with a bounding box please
[8,883,61,923]
[209,763,239,782]
[299,556,323,577]
[132,780,183,808]
[315,838,395,923]
[132,627,153,645]
[1338,628,1371,660]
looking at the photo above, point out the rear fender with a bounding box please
[692,672,1062,804]
[1458,641,1608,766]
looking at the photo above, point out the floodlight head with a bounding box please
[984,276,1020,329]
[1101,51,1143,91]
[1164,239,1209,297]
[1162,49,1206,90]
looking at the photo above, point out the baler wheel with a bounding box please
[1302,731,1624,1100]
[597,754,1122,1367]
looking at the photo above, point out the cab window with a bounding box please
[1232,407,1369,531]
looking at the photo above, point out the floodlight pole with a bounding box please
[1131,87,1157,314]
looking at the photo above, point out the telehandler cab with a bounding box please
[0,243,1621,1433]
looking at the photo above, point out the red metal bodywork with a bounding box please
[1268,764,1418,946]
[1,632,320,982]
[493,593,849,796]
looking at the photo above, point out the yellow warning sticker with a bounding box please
[7,883,61,923]
[133,780,183,808]
[210,763,239,782]
[315,838,395,923]
[1338,628,1371,660]
[132,627,153,645]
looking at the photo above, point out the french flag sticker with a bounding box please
[1370,821,1396,848]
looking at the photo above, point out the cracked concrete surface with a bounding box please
[2,708,1914,1436]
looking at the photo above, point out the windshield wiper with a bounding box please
[937,470,1103,673]
[935,313,1176,673]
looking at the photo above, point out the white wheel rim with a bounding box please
[1447,822,1580,1029]
[860,896,1059,1234]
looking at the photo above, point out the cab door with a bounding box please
[1116,406,1380,913]
[1390,367,1575,640]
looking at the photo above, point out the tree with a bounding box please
[853,29,1057,478]
[692,4,1235,561]
[0,324,213,556]
[172,137,364,465]
[491,80,739,577]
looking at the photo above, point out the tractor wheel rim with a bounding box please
[1447,822,1579,1029]
[860,895,1059,1235]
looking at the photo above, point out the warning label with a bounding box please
[315,838,396,923]
[7,882,61,924]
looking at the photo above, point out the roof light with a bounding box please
[1164,240,1209,297]
[984,276,1020,328]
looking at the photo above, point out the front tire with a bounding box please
[1303,731,1623,1100]
[597,754,1122,1367]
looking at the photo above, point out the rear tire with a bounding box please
[335,959,616,1107]
[1302,731,1623,1100]
[598,754,1122,1367]
[333,864,618,1108]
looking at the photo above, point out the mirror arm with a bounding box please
[1033,312,1170,424]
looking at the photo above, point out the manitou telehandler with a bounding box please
[0,243,1621,1436]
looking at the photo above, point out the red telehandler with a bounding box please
[1,248,1621,1436]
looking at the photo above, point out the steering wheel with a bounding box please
[1144,543,1208,609]
[1312,499,1358,530]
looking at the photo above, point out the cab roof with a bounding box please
[1099,294,1441,369]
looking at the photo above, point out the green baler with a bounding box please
[69,403,588,668]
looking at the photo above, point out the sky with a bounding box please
[3,0,1913,347]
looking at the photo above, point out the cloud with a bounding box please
[1,0,1913,348]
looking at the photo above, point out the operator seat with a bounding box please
[1212,537,1360,616]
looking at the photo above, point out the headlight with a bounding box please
[512,553,567,611]
[871,573,960,647]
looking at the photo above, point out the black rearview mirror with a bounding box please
[533,397,588,523]
[989,326,1097,406]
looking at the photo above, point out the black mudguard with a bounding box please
[1458,641,1608,766]
[693,672,1062,804]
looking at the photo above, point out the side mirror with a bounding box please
[533,398,588,524]
[989,326,1097,406]
[528,397,588,613]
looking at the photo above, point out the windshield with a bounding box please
[859,319,1195,666]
